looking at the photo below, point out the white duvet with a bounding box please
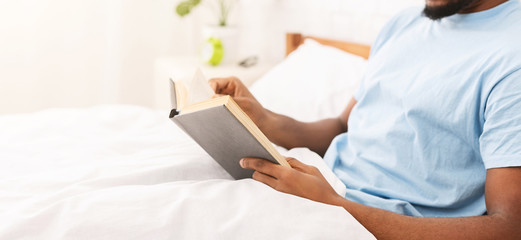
[0,105,374,240]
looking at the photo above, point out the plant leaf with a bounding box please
[175,0,201,17]
[188,0,201,5]
[176,2,192,17]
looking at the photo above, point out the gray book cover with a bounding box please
[170,105,278,179]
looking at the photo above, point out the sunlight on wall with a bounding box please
[0,0,424,114]
[0,0,190,114]
[0,1,109,113]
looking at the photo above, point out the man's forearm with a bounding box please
[332,197,521,240]
[262,110,345,156]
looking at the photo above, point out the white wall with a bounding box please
[235,0,423,62]
[0,0,422,114]
[0,0,110,113]
[0,0,194,114]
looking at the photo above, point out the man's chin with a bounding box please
[423,6,455,20]
[422,0,476,20]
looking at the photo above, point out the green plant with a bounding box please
[175,0,235,27]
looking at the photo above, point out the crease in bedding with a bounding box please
[0,105,373,240]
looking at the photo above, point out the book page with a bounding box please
[187,68,214,105]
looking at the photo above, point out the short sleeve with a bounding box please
[480,69,521,169]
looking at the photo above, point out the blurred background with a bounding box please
[0,0,422,114]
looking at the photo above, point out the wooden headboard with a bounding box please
[286,33,371,59]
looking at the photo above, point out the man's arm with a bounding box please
[334,167,521,239]
[209,76,357,156]
[240,158,521,239]
[261,98,356,156]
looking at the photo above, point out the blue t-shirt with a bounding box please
[323,0,521,217]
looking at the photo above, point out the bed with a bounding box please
[0,33,374,239]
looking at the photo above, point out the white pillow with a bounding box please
[250,39,367,122]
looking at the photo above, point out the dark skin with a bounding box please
[428,0,505,13]
[211,76,355,157]
[210,1,521,239]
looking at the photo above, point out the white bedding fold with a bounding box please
[0,105,373,239]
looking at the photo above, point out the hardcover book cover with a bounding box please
[169,70,289,179]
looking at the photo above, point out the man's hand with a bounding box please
[209,76,355,156]
[243,158,521,239]
[209,76,270,130]
[240,157,343,205]
[209,76,254,99]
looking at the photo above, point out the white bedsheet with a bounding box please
[0,105,374,239]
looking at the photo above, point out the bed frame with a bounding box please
[285,33,371,59]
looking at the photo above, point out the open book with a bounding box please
[169,69,290,179]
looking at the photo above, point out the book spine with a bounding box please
[169,109,180,118]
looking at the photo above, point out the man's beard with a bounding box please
[422,0,477,20]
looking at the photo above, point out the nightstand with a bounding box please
[153,56,277,110]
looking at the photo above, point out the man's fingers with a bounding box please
[240,158,282,179]
[212,94,226,98]
[208,77,241,95]
[286,157,308,172]
[286,157,320,175]
[252,171,278,188]
[286,157,305,168]
[208,78,228,93]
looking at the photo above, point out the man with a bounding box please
[210,0,521,238]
